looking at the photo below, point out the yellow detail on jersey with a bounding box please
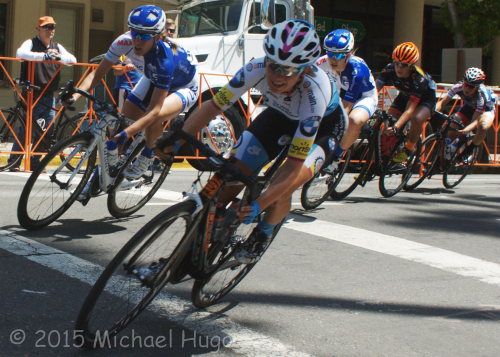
[118,55,125,63]
[213,86,235,109]
[288,136,313,160]
[414,66,425,77]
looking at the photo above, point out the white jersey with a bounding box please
[105,32,145,75]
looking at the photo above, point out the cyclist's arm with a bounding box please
[435,96,451,113]
[393,100,418,131]
[70,57,115,103]
[123,87,169,137]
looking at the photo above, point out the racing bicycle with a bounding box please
[325,109,420,199]
[75,119,287,348]
[403,110,481,190]
[0,79,89,171]
[17,80,171,230]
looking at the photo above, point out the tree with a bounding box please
[440,0,500,53]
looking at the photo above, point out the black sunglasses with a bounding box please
[166,28,176,33]
[41,25,56,31]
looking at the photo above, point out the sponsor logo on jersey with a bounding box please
[289,139,312,158]
[342,76,349,88]
[328,137,336,151]
[246,63,253,72]
[229,68,245,88]
[263,95,269,102]
[317,57,327,65]
[254,62,265,69]
[213,86,235,109]
[303,81,311,89]
[306,87,317,110]
[313,157,324,174]
[247,145,262,155]
[117,40,132,46]
[299,116,321,137]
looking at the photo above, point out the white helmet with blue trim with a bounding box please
[128,5,166,34]
[323,29,355,53]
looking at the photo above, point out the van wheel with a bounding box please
[181,102,246,171]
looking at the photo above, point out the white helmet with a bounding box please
[127,5,166,34]
[263,20,321,67]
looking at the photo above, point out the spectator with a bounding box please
[112,55,142,111]
[9,16,76,172]
[164,18,176,39]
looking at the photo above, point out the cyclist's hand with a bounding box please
[385,126,397,137]
[237,201,261,224]
[152,136,178,159]
[457,129,465,135]
[124,63,136,72]
[60,94,75,107]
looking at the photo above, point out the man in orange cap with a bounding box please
[8,16,76,171]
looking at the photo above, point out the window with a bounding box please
[248,2,287,34]
[47,2,83,83]
[0,0,12,81]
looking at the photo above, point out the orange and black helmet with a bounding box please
[392,42,419,64]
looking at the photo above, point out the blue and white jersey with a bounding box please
[447,82,498,114]
[316,55,375,103]
[143,39,197,91]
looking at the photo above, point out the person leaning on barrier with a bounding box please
[8,16,76,172]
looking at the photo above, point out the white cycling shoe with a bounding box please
[123,155,154,180]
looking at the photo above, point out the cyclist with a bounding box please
[435,67,497,161]
[64,5,199,185]
[156,20,346,264]
[315,29,377,170]
[375,42,436,162]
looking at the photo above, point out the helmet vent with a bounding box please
[278,48,292,60]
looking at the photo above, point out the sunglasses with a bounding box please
[130,29,155,41]
[463,82,478,89]
[393,61,412,68]
[327,51,349,60]
[41,25,56,31]
[166,28,176,33]
[266,58,305,77]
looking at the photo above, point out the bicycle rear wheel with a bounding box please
[300,148,352,210]
[442,142,481,189]
[404,134,440,191]
[17,133,96,230]
[0,108,25,171]
[191,219,283,309]
[379,137,419,198]
[75,201,196,348]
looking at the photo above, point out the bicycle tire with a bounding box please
[106,140,172,217]
[191,220,284,309]
[57,113,85,170]
[378,137,419,198]
[0,108,25,171]
[75,201,196,348]
[17,133,96,230]
[331,137,372,200]
[300,147,353,209]
[404,134,440,192]
[442,141,481,189]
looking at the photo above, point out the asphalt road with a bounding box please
[1,169,500,357]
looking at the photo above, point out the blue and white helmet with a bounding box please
[128,5,166,34]
[324,29,355,53]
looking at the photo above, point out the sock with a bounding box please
[332,146,345,159]
[141,146,155,159]
[405,141,416,152]
[257,218,276,236]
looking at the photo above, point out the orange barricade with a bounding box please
[0,58,261,170]
[379,86,500,167]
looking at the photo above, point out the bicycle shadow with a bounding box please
[2,215,143,241]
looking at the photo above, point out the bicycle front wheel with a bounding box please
[191,219,283,309]
[404,134,440,191]
[379,138,419,198]
[17,133,96,230]
[300,147,353,209]
[0,108,25,171]
[75,201,197,348]
[57,113,87,171]
[443,142,481,188]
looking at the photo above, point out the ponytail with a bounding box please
[160,30,178,55]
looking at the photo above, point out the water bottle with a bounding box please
[450,139,458,158]
[212,202,226,241]
[444,138,452,160]
[106,140,119,167]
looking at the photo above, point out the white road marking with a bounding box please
[0,230,311,357]
[291,202,343,206]
[284,215,500,286]
[145,202,176,206]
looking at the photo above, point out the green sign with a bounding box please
[314,17,332,37]
[333,19,366,42]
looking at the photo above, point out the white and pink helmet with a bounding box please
[263,20,321,68]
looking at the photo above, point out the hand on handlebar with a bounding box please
[237,201,261,224]
[384,126,398,137]
[152,135,179,159]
